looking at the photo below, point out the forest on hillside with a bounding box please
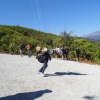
[0,25,100,64]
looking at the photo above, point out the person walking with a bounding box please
[54,46,62,59]
[26,43,31,58]
[37,48,51,76]
[61,46,65,60]
[19,43,23,57]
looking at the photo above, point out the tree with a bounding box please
[60,30,74,46]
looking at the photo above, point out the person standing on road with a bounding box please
[75,47,80,62]
[19,43,23,57]
[26,43,31,58]
[10,44,14,55]
[65,47,69,60]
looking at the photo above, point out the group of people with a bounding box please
[36,45,81,76]
[9,44,80,76]
[54,46,69,60]
[10,43,32,57]
[10,44,80,61]
[54,46,80,62]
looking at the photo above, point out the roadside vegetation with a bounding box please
[0,25,100,64]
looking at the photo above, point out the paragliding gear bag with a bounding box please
[36,54,46,63]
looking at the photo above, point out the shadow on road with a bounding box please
[44,72,87,77]
[0,89,52,100]
[83,95,98,100]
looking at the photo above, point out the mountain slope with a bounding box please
[82,31,100,40]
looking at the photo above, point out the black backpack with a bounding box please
[36,54,46,63]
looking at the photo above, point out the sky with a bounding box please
[0,0,100,37]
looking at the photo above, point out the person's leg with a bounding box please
[62,52,64,60]
[66,54,69,60]
[41,60,48,74]
[21,50,23,57]
[11,49,14,55]
[66,54,67,60]
[56,54,58,59]
[20,50,22,56]
[28,50,31,57]
[77,55,79,62]
[29,50,31,57]
[27,50,29,57]
[39,66,43,72]
[76,54,79,61]
[75,54,77,61]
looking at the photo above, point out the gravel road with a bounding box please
[0,54,100,100]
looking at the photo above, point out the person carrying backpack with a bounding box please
[36,48,51,76]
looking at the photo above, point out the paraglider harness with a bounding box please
[36,49,48,63]
[36,53,46,63]
[36,49,52,63]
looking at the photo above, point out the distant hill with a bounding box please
[82,31,100,40]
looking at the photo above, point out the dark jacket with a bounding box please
[75,49,80,55]
[36,50,51,63]
[43,50,51,61]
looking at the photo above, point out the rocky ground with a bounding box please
[0,54,100,100]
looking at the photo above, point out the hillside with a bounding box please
[82,31,100,40]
